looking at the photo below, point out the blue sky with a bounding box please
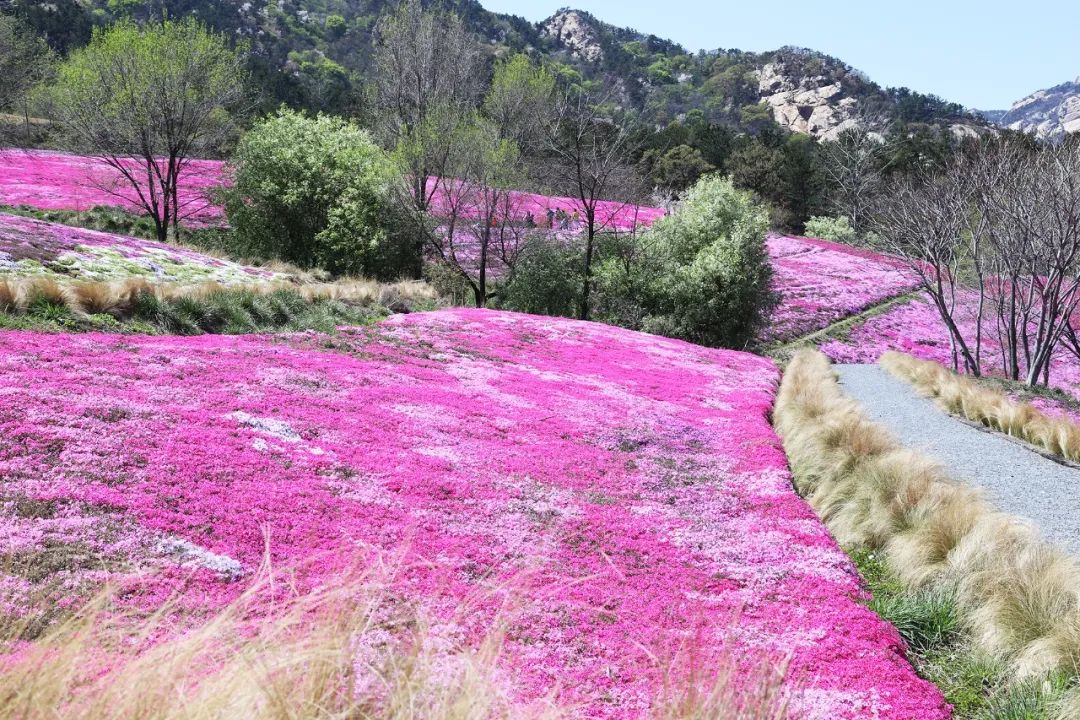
[478,0,1078,110]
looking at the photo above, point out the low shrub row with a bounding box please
[0,277,437,335]
[775,349,1080,717]
[881,351,1080,465]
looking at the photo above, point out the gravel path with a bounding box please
[836,364,1080,557]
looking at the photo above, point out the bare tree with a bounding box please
[373,0,483,214]
[979,141,1080,385]
[821,124,894,236]
[872,159,987,375]
[45,19,246,241]
[543,90,641,320]
[875,138,1080,388]
[425,118,527,307]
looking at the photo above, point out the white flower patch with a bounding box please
[158,537,244,581]
[231,411,302,443]
[414,446,462,463]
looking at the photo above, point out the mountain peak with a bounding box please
[542,8,604,63]
[995,76,1080,141]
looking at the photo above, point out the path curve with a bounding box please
[836,363,1080,556]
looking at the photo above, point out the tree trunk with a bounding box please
[477,222,490,308]
[580,219,595,321]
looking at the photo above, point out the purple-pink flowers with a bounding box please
[0,310,948,718]
[765,234,919,342]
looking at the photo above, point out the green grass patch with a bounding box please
[0,287,388,336]
[764,291,920,363]
[847,547,1074,718]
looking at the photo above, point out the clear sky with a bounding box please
[478,0,1078,110]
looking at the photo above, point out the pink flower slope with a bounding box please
[0,211,275,281]
[425,177,666,232]
[0,149,665,233]
[0,149,225,227]
[0,310,947,718]
[821,292,1080,405]
[765,235,918,342]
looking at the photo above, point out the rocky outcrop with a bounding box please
[993,78,1080,141]
[542,9,603,63]
[756,62,860,141]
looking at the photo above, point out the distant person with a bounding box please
[546,207,556,228]
[525,211,536,228]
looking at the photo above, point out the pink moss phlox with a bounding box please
[765,235,919,342]
[424,177,665,233]
[0,310,947,718]
[822,291,1080,408]
[0,149,225,228]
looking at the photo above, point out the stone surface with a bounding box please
[756,62,860,140]
[542,9,604,63]
[993,77,1080,141]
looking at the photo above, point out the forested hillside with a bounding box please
[3,0,989,229]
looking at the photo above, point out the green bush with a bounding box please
[595,174,774,348]
[804,215,856,245]
[223,109,418,279]
[498,242,583,318]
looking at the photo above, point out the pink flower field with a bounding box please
[0,212,278,283]
[821,292,1080,406]
[0,149,226,227]
[425,177,666,233]
[0,309,948,718]
[0,149,665,236]
[764,235,918,343]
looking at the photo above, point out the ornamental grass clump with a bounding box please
[880,351,1080,464]
[0,276,437,333]
[0,568,537,720]
[0,574,794,720]
[775,348,1080,701]
[0,279,15,312]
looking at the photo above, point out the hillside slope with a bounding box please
[0,212,278,282]
[6,0,984,137]
[988,76,1080,140]
[0,308,949,717]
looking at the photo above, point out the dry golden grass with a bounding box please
[0,279,15,312]
[775,349,1080,683]
[0,570,540,720]
[0,562,791,720]
[0,276,439,321]
[880,351,1080,464]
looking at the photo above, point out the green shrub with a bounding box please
[223,109,418,279]
[595,175,774,348]
[498,242,583,318]
[804,215,856,245]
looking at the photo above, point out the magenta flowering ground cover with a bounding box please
[764,235,919,343]
[0,310,947,718]
[821,292,1080,406]
[0,212,278,283]
[425,177,666,233]
[0,149,226,227]
[0,149,666,235]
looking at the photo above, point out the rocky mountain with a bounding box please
[756,60,860,140]
[542,9,603,63]
[986,78,1080,141]
[5,0,985,139]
